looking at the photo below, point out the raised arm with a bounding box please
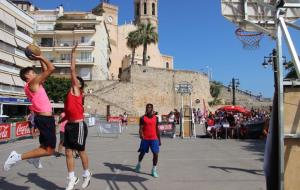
[29,56,55,92]
[40,60,48,72]
[70,43,81,96]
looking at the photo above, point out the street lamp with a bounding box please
[206,65,213,81]
[228,78,240,105]
[262,49,287,69]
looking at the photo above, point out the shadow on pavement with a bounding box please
[18,172,64,190]
[240,139,265,162]
[93,173,149,190]
[208,166,264,176]
[104,162,136,172]
[0,177,29,190]
[103,162,152,176]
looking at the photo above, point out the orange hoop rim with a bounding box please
[235,28,263,37]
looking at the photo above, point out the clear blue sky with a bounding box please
[30,0,300,98]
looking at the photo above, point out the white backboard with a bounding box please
[221,0,300,35]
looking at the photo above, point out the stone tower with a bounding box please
[134,0,158,29]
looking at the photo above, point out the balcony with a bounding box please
[54,23,96,31]
[47,57,95,66]
[38,40,95,48]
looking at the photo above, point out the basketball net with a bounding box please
[235,28,264,50]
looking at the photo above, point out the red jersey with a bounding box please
[64,90,84,121]
[140,115,158,140]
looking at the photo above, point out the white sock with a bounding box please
[16,154,22,161]
[153,166,157,170]
[68,171,75,179]
[83,169,90,177]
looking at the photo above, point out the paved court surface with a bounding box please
[0,125,266,190]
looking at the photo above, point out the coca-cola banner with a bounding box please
[108,116,121,122]
[0,123,11,141]
[15,121,31,137]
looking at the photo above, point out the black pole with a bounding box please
[232,78,236,105]
[265,48,280,190]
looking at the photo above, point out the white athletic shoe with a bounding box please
[3,151,20,171]
[27,158,43,169]
[66,176,79,190]
[82,172,92,189]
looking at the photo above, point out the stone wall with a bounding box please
[218,85,272,108]
[85,65,211,116]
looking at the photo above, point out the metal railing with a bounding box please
[50,57,95,63]
[38,41,95,47]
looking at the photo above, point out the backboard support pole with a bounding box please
[279,17,300,78]
[276,11,285,190]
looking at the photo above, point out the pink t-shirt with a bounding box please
[24,83,52,113]
[59,112,68,132]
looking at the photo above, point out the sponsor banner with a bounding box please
[158,123,173,131]
[0,123,11,141]
[128,117,139,125]
[108,116,121,122]
[15,121,31,137]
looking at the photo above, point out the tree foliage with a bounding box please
[209,81,223,106]
[44,76,71,102]
[210,81,222,98]
[127,30,142,65]
[137,23,159,66]
[285,60,298,79]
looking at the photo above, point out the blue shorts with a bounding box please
[138,139,160,154]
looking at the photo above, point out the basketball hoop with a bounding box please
[235,28,264,50]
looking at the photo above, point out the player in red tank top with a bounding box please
[135,104,161,178]
[61,44,91,190]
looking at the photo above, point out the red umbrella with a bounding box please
[217,105,251,115]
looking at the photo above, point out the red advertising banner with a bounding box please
[0,123,11,141]
[108,116,121,122]
[15,121,31,137]
[158,123,173,131]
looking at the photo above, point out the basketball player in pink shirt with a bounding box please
[4,53,56,171]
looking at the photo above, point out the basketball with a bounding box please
[25,44,41,60]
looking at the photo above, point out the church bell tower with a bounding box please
[134,0,158,29]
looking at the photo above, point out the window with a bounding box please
[166,62,169,69]
[60,53,71,62]
[144,3,147,15]
[17,26,31,37]
[42,52,53,61]
[0,21,15,34]
[136,3,140,16]
[81,36,85,43]
[0,41,15,54]
[80,51,92,62]
[41,38,53,47]
[152,3,155,16]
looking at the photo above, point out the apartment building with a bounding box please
[0,0,34,116]
[31,5,110,81]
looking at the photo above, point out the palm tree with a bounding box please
[127,31,142,65]
[137,22,159,66]
[285,59,300,79]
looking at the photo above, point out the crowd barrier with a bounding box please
[0,121,32,143]
[158,122,176,138]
